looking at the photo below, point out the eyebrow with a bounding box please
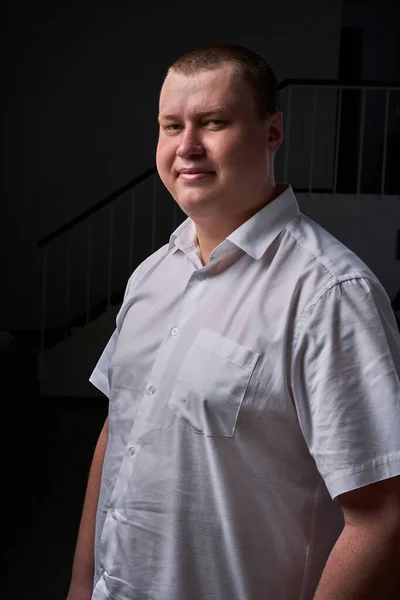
[158,108,229,123]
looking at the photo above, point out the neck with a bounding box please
[194,184,283,265]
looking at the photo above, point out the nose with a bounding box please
[176,127,205,159]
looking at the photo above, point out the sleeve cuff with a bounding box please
[89,369,110,398]
[325,453,400,499]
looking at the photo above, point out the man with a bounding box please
[67,44,400,600]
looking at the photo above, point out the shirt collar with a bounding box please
[168,185,300,260]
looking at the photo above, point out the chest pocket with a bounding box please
[168,328,260,437]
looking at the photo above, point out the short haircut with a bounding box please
[167,43,279,120]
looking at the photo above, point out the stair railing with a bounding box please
[38,79,399,352]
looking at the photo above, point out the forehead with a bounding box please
[159,64,253,117]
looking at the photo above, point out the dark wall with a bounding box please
[342,0,400,82]
[4,0,343,329]
[338,0,400,194]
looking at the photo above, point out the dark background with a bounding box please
[2,0,399,598]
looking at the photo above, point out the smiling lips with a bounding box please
[178,168,216,182]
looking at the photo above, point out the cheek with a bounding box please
[156,139,175,178]
[212,131,253,168]
[222,134,267,178]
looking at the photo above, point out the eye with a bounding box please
[206,119,225,127]
[165,124,183,131]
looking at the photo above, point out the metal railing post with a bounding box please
[40,249,47,354]
[380,89,390,195]
[86,222,92,325]
[356,89,367,195]
[309,87,318,194]
[107,205,115,309]
[333,88,343,195]
[283,86,292,182]
[64,234,71,339]
[128,189,136,274]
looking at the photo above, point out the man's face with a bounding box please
[156,64,282,220]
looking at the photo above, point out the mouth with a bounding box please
[178,170,216,182]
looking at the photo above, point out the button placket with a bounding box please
[140,270,203,415]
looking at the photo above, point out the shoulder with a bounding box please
[286,213,378,286]
[124,241,173,296]
[282,216,400,372]
[115,242,173,330]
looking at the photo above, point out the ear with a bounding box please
[267,110,283,152]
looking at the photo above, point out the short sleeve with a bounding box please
[292,276,400,500]
[89,273,134,398]
[87,243,171,399]
[89,328,119,398]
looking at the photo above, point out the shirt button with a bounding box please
[128,447,136,456]
[148,385,156,395]
[171,327,179,336]
[197,273,206,281]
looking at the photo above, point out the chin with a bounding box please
[175,189,216,210]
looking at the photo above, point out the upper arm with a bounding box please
[292,277,400,500]
[99,417,108,448]
[337,475,400,533]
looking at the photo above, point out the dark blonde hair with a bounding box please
[167,43,278,120]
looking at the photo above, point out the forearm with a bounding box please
[313,523,400,599]
[67,417,108,596]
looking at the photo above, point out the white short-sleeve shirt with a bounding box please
[89,185,400,600]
